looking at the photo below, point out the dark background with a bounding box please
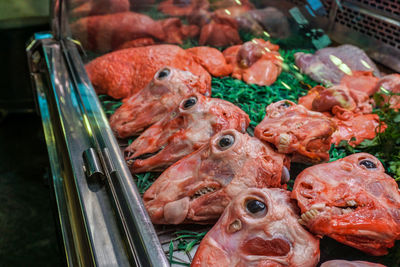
[0,2,62,265]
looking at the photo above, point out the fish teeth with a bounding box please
[346,200,357,207]
[300,209,319,225]
[342,208,353,214]
[310,203,326,210]
[228,219,242,233]
[192,187,216,199]
[278,133,291,151]
[298,218,307,225]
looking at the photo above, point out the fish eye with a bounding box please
[246,199,267,216]
[280,101,291,108]
[218,135,235,150]
[183,96,197,109]
[157,68,170,80]
[359,159,377,169]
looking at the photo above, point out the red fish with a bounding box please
[109,67,209,138]
[191,188,320,267]
[292,153,400,256]
[143,129,289,224]
[125,93,249,172]
[255,100,336,163]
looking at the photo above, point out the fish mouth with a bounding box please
[241,237,291,257]
[298,200,360,226]
[190,186,219,200]
[281,166,290,184]
[125,146,165,166]
[188,183,222,201]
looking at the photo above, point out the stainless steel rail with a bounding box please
[27,32,169,266]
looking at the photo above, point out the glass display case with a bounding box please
[27,0,400,266]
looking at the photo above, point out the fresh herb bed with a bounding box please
[98,45,400,266]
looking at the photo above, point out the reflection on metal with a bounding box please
[83,148,105,181]
[27,34,140,266]
[82,113,93,137]
[50,0,61,40]
[62,37,170,267]
[102,147,116,174]
[224,9,231,15]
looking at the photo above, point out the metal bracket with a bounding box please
[83,148,105,187]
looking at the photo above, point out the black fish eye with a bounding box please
[218,135,234,150]
[246,199,267,215]
[280,101,291,108]
[157,68,170,80]
[183,97,197,109]
[359,159,377,169]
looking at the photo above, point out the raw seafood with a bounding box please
[191,188,320,267]
[109,67,208,138]
[295,45,380,85]
[254,100,337,163]
[292,153,400,255]
[86,45,214,99]
[374,74,400,109]
[158,0,209,16]
[223,39,282,86]
[143,129,289,224]
[70,0,130,18]
[70,12,195,52]
[125,93,250,172]
[321,260,385,267]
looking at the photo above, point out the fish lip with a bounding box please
[125,146,165,162]
[281,166,290,184]
[240,236,292,262]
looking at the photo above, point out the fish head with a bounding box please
[291,153,400,255]
[143,129,288,224]
[254,100,337,163]
[125,93,250,172]
[109,66,205,138]
[191,188,320,267]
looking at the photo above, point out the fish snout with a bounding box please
[163,197,190,224]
